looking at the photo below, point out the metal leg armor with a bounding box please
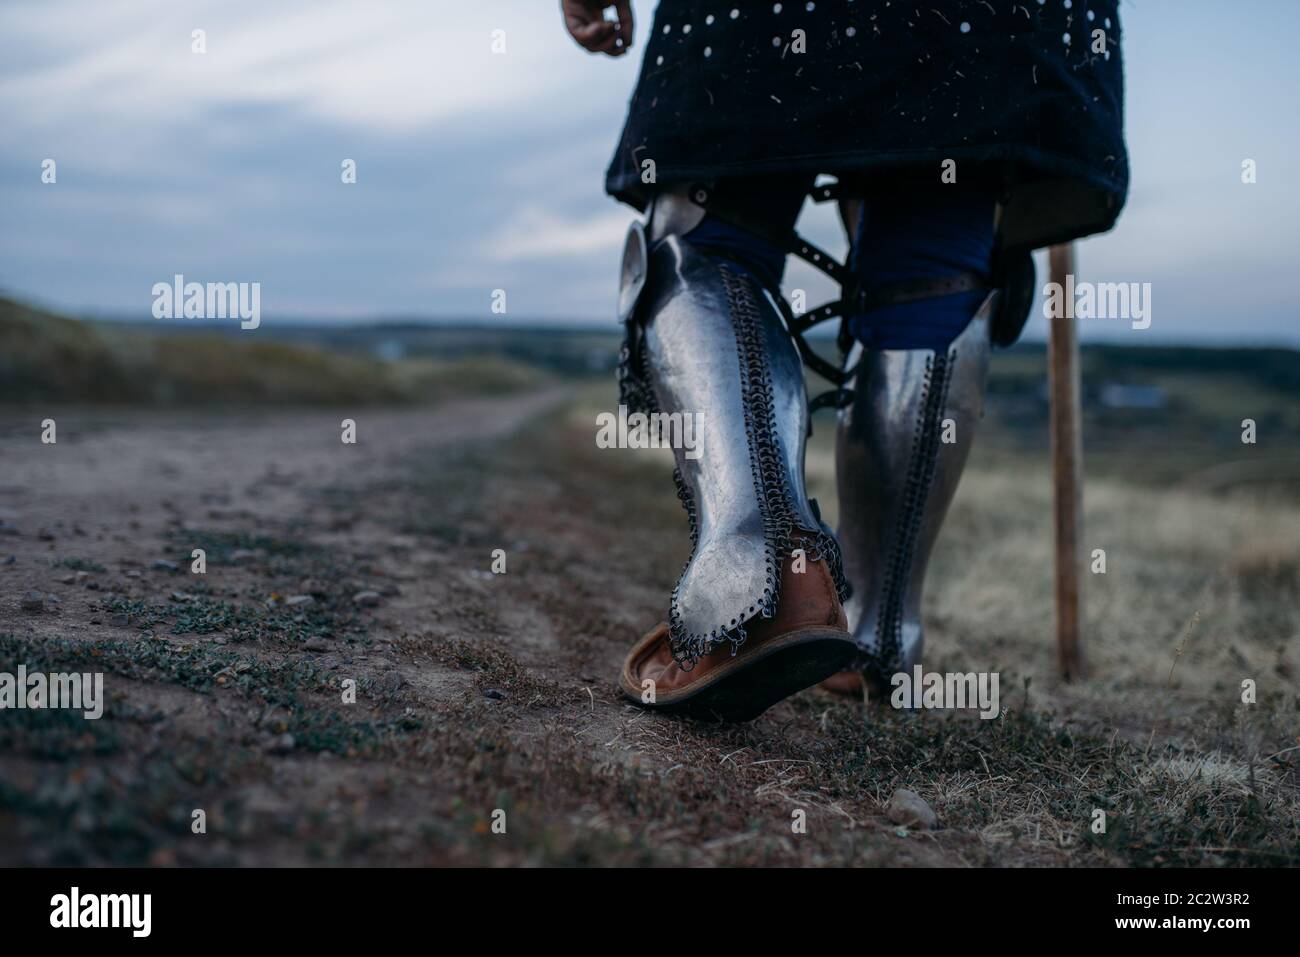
[835,294,995,684]
[619,191,847,667]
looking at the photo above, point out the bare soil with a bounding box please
[1,387,1297,866]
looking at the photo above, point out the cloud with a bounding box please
[483,205,634,262]
[0,0,628,135]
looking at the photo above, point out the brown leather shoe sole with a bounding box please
[619,624,857,723]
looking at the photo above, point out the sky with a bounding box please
[1,0,1297,346]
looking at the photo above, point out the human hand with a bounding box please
[561,1,634,57]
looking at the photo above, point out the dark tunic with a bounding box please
[606,0,1128,251]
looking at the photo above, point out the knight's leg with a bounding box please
[616,178,855,722]
[830,188,997,694]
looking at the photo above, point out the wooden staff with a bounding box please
[1048,243,1084,680]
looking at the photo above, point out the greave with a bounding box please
[619,201,847,667]
[834,294,995,682]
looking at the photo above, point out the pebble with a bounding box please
[886,789,938,830]
[303,637,330,651]
[285,595,315,608]
[267,733,296,755]
[482,688,507,700]
[110,613,130,627]
[352,590,382,607]
[151,559,180,572]
[20,590,45,612]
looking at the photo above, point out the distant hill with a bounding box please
[0,297,547,406]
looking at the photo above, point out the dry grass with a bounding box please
[0,296,548,406]
[1,380,1297,867]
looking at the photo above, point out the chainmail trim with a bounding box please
[617,320,656,417]
[663,266,849,668]
[859,347,956,679]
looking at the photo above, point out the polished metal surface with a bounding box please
[647,187,708,243]
[835,294,995,680]
[637,232,828,660]
[617,220,648,325]
[757,279,822,536]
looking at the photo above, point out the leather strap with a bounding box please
[855,271,987,313]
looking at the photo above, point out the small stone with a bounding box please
[303,637,330,651]
[37,528,56,541]
[267,733,296,754]
[110,613,130,627]
[886,789,938,830]
[482,688,507,700]
[151,559,180,572]
[285,594,315,608]
[230,549,256,563]
[379,583,401,597]
[2,554,15,563]
[352,590,382,607]
[124,570,142,579]
[21,590,45,612]
[57,574,77,585]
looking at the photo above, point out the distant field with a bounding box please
[0,297,551,406]
[7,294,1299,454]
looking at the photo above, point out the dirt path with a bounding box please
[0,393,563,536]
[1,389,1296,867]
